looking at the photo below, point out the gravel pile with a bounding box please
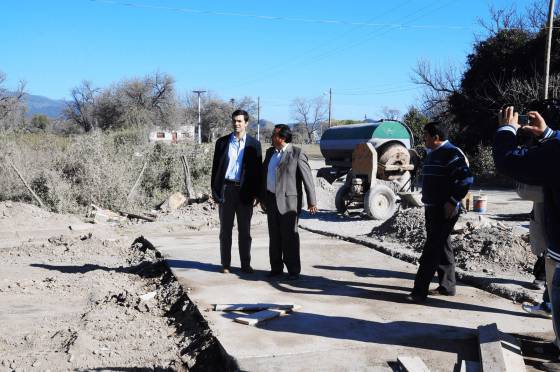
[452,223,534,274]
[369,207,535,276]
[369,208,426,251]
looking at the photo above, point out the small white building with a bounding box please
[149,124,195,143]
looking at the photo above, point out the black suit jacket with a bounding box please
[211,133,262,204]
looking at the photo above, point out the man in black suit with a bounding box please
[211,109,262,274]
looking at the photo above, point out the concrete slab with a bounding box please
[148,225,552,371]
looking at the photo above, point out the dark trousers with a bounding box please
[265,191,301,275]
[218,184,253,268]
[412,206,458,298]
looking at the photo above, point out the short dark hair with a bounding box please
[423,121,448,141]
[231,109,249,122]
[274,124,292,143]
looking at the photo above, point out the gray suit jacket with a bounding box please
[263,144,317,214]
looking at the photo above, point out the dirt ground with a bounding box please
[0,202,230,371]
[0,163,550,370]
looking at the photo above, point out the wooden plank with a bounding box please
[500,332,526,372]
[118,210,156,222]
[478,323,526,372]
[214,303,299,312]
[234,309,287,326]
[127,160,148,202]
[397,355,430,372]
[9,161,46,208]
[181,155,195,199]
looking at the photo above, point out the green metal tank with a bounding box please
[320,120,414,168]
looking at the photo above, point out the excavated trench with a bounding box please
[127,236,235,371]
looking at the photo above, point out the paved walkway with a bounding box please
[148,224,551,372]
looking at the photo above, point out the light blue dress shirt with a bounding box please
[225,133,246,181]
[267,144,289,193]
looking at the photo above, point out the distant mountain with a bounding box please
[24,94,67,118]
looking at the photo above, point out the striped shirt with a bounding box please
[421,141,473,207]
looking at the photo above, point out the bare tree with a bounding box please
[411,59,461,117]
[184,92,230,142]
[119,72,179,129]
[476,2,560,38]
[487,73,560,108]
[65,72,180,132]
[476,5,524,37]
[290,96,327,143]
[65,81,98,132]
[380,106,401,120]
[0,71,26,130]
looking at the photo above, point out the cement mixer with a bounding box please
[317,120,420,220]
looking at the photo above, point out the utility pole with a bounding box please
[257,96,260,141]
[328,88,332,128]
[544,0,556,99]
[192,90,206,144]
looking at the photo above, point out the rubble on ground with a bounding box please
[370,207,535,276]
[0,201,229,371]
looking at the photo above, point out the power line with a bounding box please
[87,0,472,30]
[229,0,456,89]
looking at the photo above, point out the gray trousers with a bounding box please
[266,191,301,275]
[219,184,253,268]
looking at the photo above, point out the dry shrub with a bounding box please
[0,130,212,213]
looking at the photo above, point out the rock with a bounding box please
[80,232,93,241]
[140,291,157,302]
[160,192,187,211]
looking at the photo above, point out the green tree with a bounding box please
[29,114,51,131]
[402,106,430,152]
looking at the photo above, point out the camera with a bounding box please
[518,114,530,126]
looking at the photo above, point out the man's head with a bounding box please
[423,121,447,150]
[231,109,249,137]
[272,124,292,149]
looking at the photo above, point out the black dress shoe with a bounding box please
[267,271,283,278]
[405,293,426,303]
[428,286,456,296]
[241,266,254,274]
[285,274,300,281]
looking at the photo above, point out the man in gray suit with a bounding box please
[262,124,317,280]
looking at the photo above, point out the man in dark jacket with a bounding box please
[493,106,560,368]
[407,121,473,303]
[211,110,262,274]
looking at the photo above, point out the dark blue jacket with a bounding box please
[211,134,262,204]
[493,126,560,261]
[421,141,473,207]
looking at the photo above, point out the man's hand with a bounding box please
[498,106,520,130]
[522,111,549,139]
[444,201,458,220]
[308,205,317,215]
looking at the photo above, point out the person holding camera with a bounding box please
[494,106,560,367]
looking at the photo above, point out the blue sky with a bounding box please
[0,0,538,122]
